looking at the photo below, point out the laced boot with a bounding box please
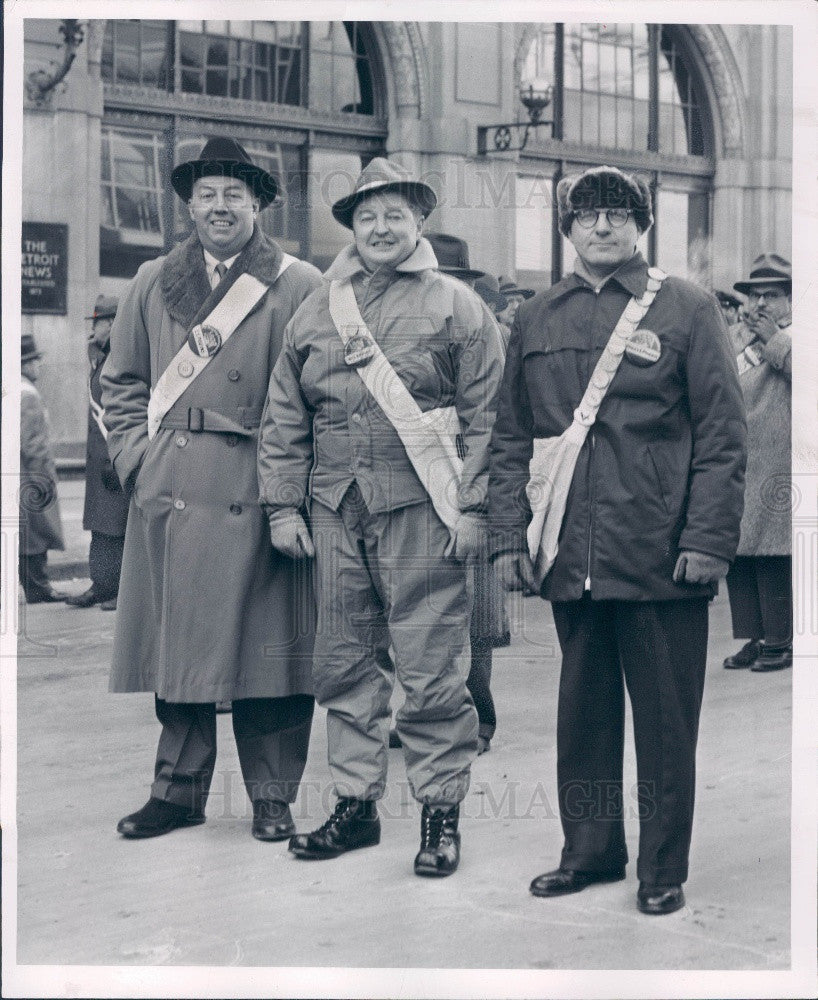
[288,797,380,859]
[414,803,461,877]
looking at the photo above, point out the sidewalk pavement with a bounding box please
[12,579,793,973]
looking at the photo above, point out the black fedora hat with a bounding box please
[21,334,42,363]
[85,294,119,321]
[332,157,437,230]
[499,277,535,301]
[474,275,509,313]
[733,253,791,295]
[714,289,742,310]
[170,136,280,209]
[426,233,485,280]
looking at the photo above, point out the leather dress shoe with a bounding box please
[100,597,118,611]
[252,800,295,841]
[414,804,460,877]
[637,882,685,915]
[25,587,68,604]
[723,639,760,669]
[529,866,626,897]
[289,798,380,859]
[117,797,205,839]
[750,642,792,672]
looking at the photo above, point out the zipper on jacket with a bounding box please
[585,429,595,590]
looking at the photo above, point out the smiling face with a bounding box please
[352,191,423,272]
[569,209,640,280]
[188,175,258,260]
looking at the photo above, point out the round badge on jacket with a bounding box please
[188,324,222,358]
[344,332,377,367]
[625,329,662,366]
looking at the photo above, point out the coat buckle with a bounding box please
[187,407,205,432]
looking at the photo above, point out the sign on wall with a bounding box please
[21,222,68,315]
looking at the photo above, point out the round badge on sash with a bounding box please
[625,328,662,366]
[188,324,222,358]
[344,331,377,367]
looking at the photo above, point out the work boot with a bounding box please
[65,586,102,608]
[723,639,760,669]
[414,804,460,877]
[289,798,380,859]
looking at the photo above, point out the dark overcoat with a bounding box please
[489,253,747,602]
[82,342,130,536]
[19,378,65,555]
[100,228,322,702]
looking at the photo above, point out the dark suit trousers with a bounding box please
[726,555,792,643]
[89,530,125,599]
[551,595,709,885]
[151,695,314,811]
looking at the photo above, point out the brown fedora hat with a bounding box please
[332,157,437,230]
[170,136,280,208]
[733,252,791,295]
[426,233,485,280]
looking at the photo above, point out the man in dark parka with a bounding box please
[489,166,746,915]
[65,295,129,611]
[101,138,322,842]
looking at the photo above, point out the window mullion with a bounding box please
[648,24,659,153]
[553,23,564,141]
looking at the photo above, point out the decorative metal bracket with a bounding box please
[477,120,553,155]
[26,20,85,107]
[476,84,554,156]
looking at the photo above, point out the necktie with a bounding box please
[214,262,228,285]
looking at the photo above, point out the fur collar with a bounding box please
[160,226,284,330]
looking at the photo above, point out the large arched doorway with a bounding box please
[514,23,719,290]
[98,19,389,280]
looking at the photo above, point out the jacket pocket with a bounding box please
[646,443,673,516]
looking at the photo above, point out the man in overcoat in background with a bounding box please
[101,137,322,841]
[722,253,792,672]
[489,166,746,915]
[258,159,505,876]
[66,295,128,611]
[19,334,66,604]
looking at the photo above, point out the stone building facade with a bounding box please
[19,19,792,456]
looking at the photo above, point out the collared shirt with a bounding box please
[203,248,240,289]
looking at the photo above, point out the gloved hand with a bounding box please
[100,462,122,492]
[672,550,730,585]
[493,551,537,593]
[268,508,314,559]
[444,513,489,561]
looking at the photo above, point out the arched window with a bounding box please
[516,23,714,289]
[100,20,386,279]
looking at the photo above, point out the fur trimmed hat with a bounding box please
[556,166,654,237]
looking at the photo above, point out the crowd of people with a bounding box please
[19,139,793,915]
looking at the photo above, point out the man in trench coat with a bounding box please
[489,166,746,915]
[101,137,322,841]
[65,295,129,611]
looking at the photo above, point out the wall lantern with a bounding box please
[477,79,555,155]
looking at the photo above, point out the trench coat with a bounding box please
[19,377,65,555]
[489,252,747,602]
[728,320,791,556]
[82,342,130,536]
[100,228,322,702]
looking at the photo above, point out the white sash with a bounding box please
[327,278,464,533]
[89,380,108,441]
[146,254,297,440]
[526,267,666,586]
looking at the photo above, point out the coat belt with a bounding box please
[160,406,261,437]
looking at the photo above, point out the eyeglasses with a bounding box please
[574,208,632,229]
[747,288,787,302]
